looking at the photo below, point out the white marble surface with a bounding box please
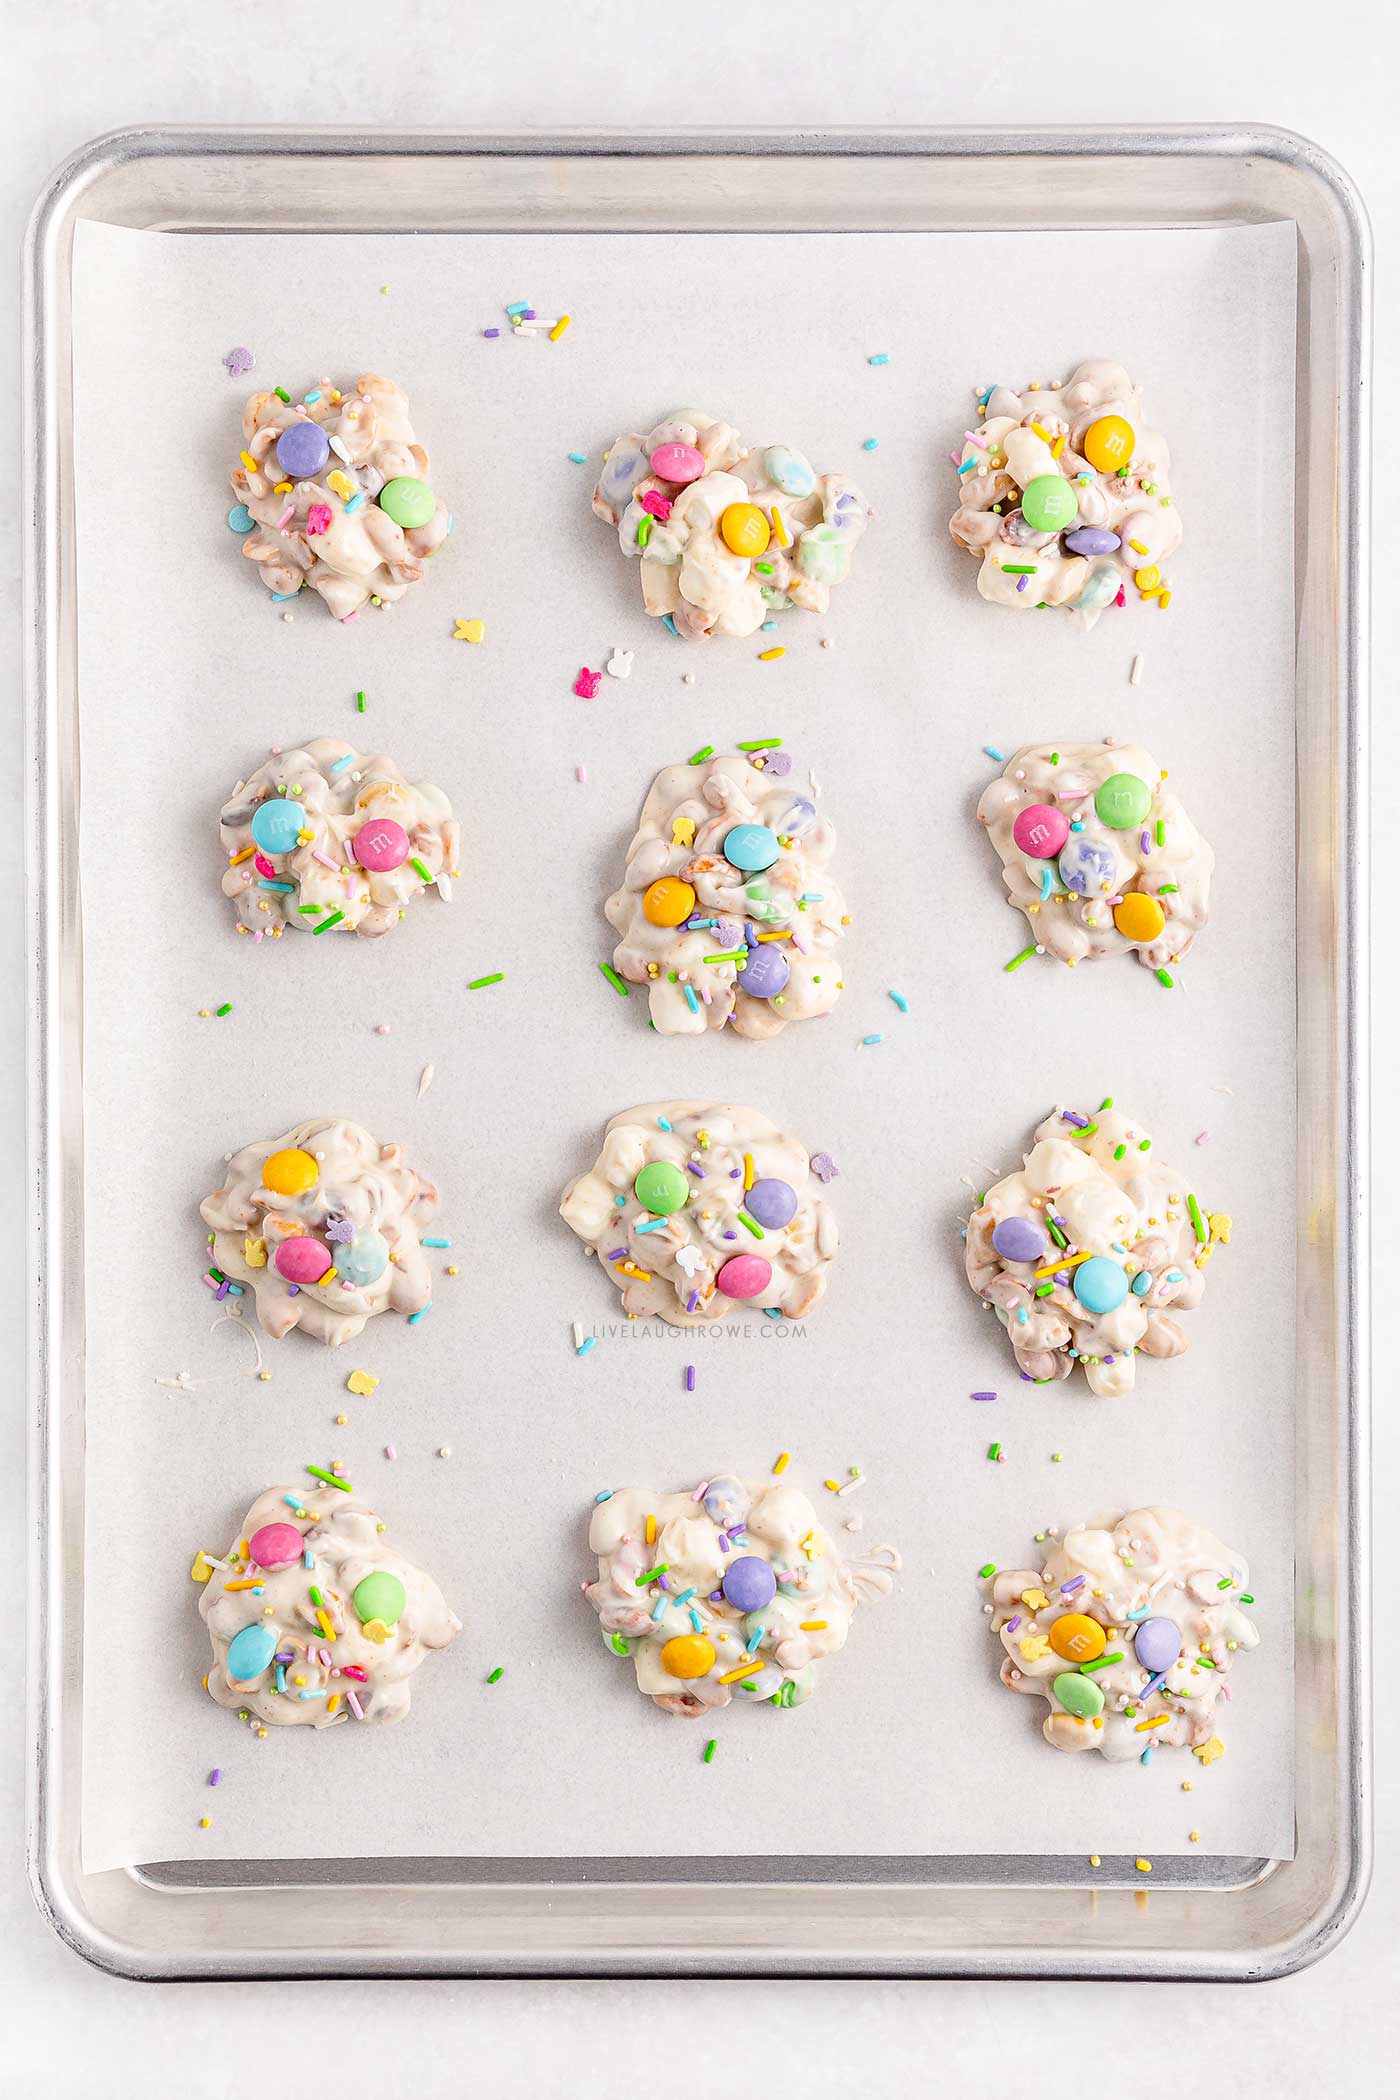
[4,4,1391,2092]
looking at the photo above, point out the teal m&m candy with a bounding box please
[722,823,780,873]
[227,1622,277,1682]
[353,1570,407,1627]
[250,797,306,855]
[1073,1255,1129,1315]
[378,476,436,530]
[634,1161,689,1215]
[1094,772,1152,830]
[1020,474,1078,534]
[1053,1670,1105,1719]
[338,1229,389,1288]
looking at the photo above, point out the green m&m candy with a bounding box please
[1094,772,1153,830]
[1053,1670,1105,1719]
[634,1161,689,1215]
[378,476,436,530]
[1020,474,1078,535]
[353,1570,407,1627]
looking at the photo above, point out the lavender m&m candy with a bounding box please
[353,817,410,872]
[1012,803,1069,859]
[248,1522,304,1571]
[1064,525,1121,557]
[992,1215,1047,1264]
[274,1236,332,1285]
[722,1554,778,1613]
[737,944,789,999]
[1134,1616,1182,1674]
[275,419,332,480]
[716,1253,773,1300]
[649,441,706,485]
[745,1177,798,1229]
[1058,835,1118,895]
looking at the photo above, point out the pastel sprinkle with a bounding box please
[598,963,630,997]
[468,973,505,989]
[868,353,890,366]
[888,990,909,1012]
[486,1667,505,1684]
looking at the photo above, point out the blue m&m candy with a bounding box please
[762,445,816,498]
[227,1622,277,1681]
[1073,1256,1129,1315]
[337,1229,389,1288]
[250,797,306,855]
[275,419,331,480]
[722,823,780,873]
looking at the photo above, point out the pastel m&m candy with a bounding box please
[248,1523,304,1570]
[337,1228,389,1288]
[227,1622,277,1681]
[649,442,705,485]
[1094,772,1152,830]
[660,1634,715,1679]
[1050,1613,1106,1663]
[722,1555,777,1612]
[250,798,307,855]
[378,476,436,529]
[1053,1670,1105,1719]
[736,944,789,1000]
[275,419,331,480]
[1020,474,1078,534]
[716,1253,773,1300]
[274,1235,333,1285]
[1072,1255,1129,1315]
[262,1147,318,1196]
[353,817,410,872]
[634,1161,689,1216]
[720,503,771,559]
[722,823,779,873]
[745,1177,798,1230]
[762,445,815,498]
[1012,803,1069,859]
[1058,835,1118,896]
[992,1215,1046,1264]
[353,1570,407,1627]
[1134,1616,1182,1673]
[643,876,696,927]
[1064,525,1119,556]
[1113,892,1166,943]
[1083,415,1135,473]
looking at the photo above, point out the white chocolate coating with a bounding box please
[200,1117,439,1345]
[560,1102,837,1326]
[985,1506,1259,1760]
[219,737,459,942]
[229,373,450,620]
[586,1475,898,1717]
[977,741,1212,975]
[592,410,868,640]
[604,749,846,1037]
[948,360,1181,628]
[199,1485,459,1729]
[965,1105,1229,1397]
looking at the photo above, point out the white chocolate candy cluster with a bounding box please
[198,1485,459,1730]
[592,409,869,640]
[560,1101,838,1327]
[977,741,1212,977]
[604,748,847,1037]
[219,737,459,943]
[228,373,449,620]
[200,1117,440,1345]
[985,1506,1259,1761]
[586,1474,898,1718]
[965,1105,1229,1397]
[948,360,1180,627]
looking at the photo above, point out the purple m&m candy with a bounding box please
[1064,525,1121,557]
[722,1554,777,1613]
[992,1215,1047,1264]
[1134,1616,1182,1674]
[275,419,331,481]
[745,1177,798,1230]
[737,944,790,999]
[353,817,410,873]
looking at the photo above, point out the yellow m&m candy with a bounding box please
[1083,415,1135,473]
[1049,1612,1107,1664]
[262,1147,319,1197]
[660,1634,716,1680]
[643,876,697,928]
[1113,892,1167,943]
[719,502,771,559]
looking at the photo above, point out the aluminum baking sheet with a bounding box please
[26,128,1368,1980]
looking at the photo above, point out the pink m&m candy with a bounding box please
[649,442,705,485]
[1012,803,1069,859]
[274,1235,332,1284]
[248,1521,304,1571]
[353,817,410,873]
[715,1253,774,1301]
